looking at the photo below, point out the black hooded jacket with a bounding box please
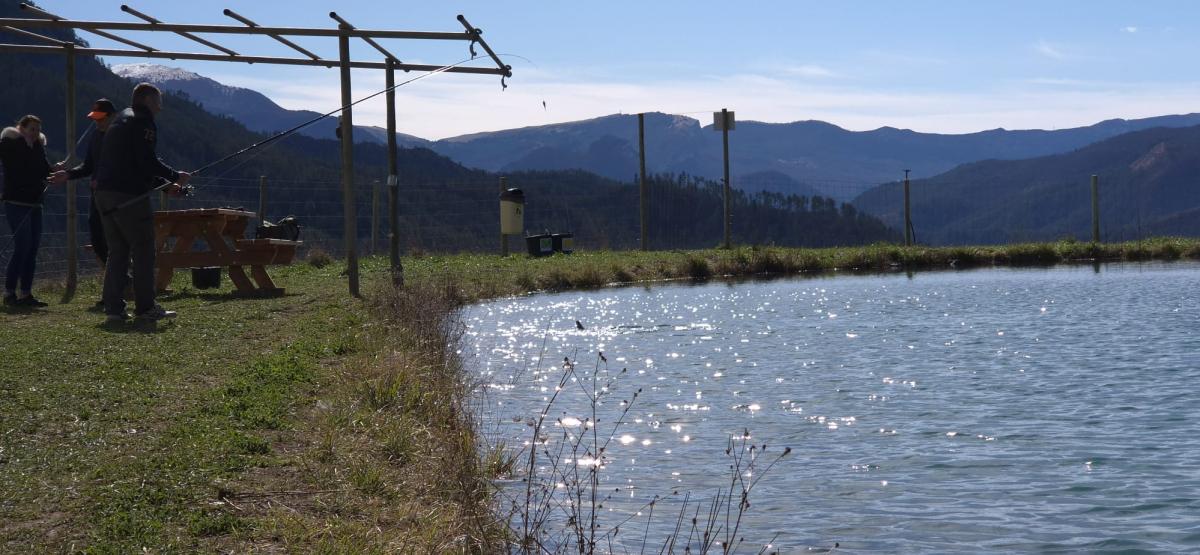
[0,126,51,205]
[96,105,180,195]
[67,127,105,182]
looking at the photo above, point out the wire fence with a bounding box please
[2,168,1196,284]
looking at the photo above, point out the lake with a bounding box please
[463,262,1200,553]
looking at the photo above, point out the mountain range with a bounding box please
[852,124,1200,245]
[118,63,1200,201]
[112,63,429,149]
[7,0,1200,250]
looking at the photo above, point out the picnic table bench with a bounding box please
[153,208,300,295]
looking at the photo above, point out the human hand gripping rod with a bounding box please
[100,56,486,217]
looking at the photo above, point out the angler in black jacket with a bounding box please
[55,99,118,266]
[1,114,64,307]
[95,84,190,322]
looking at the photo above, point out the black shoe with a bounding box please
[2,294,15,306]
[88,300,106,313]
[17,296,48,308]
[134,304,176,321]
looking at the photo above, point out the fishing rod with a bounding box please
[104,55,488,216]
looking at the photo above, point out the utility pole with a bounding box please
[903,169,912,247]
[499,176,509,256]
[638,113,647,251]
[1091,174,1100,243]
[717,108,734,249]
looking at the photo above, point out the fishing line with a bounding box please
[494,52,553,114]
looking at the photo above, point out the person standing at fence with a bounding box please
[1,115,66,308]
[95,83,190,323]
[51,99,118,310]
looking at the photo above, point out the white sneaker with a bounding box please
[135,305,177,321]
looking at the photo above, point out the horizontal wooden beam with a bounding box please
[0,17,473,41]
[0,42,511,75]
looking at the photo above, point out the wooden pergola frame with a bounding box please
[0,2,512,297]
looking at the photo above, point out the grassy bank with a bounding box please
[404,237,1200,300]
[2,237,1197,552]
[0,258,500,552]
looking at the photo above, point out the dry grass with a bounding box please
[214,279,506,553]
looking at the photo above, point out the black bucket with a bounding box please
[191,267,222,289]
[551,233,574,254]
[525,234,553,257]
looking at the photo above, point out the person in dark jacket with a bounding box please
[95,83,190,322]
[51,99,119,310]
[1,114,64,307]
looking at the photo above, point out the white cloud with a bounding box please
[1122,26,1139,33]
[1034,40,1067,60]
[780,64,838,79]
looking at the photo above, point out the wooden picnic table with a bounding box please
[153,208,300,295]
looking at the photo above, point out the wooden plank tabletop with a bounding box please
[154,208,259,220]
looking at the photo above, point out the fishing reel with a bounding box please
[164,182,195,198]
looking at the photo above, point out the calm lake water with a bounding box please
[464,262,1200,553]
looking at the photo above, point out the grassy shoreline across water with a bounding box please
[2,237,1198,552]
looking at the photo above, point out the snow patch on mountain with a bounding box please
[112,63,205,83]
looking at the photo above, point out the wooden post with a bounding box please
[160,189,169,210]
[721,108,731,249]
[258,175,267,224]
[1091,174,1100,243]
[386,57,402,286]
[903,169,912,247]
[499,176,508,256]
[338,27,359,296]
[63,46,77,301]
[639,113,647,251]
[371,179,380,254]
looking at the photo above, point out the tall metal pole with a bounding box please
[722,108,731,249]
[338,27,359,296]
[499,176,508,256]
[63,45,77,301]
[903,169,912,247]
[638,113,647,251]
[385,57,402,286]
[1091,174,1100,243]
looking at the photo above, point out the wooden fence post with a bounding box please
[258,175,267,224]
[371,179,380,254]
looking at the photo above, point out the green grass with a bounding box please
[400,237,1200,301]
[2,237,1198,551]
[0,260,372,552]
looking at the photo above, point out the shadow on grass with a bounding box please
[0,305,49,316]
[96,318,174,334]
[158,289,301,304]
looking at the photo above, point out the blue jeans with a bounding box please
[4,202,42,294]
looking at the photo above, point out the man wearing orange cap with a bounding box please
[51,99,118,309]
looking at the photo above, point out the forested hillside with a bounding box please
[0,2,896,254]
[853,124,1200,245]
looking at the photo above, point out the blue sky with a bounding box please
[34,1,1200,139]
